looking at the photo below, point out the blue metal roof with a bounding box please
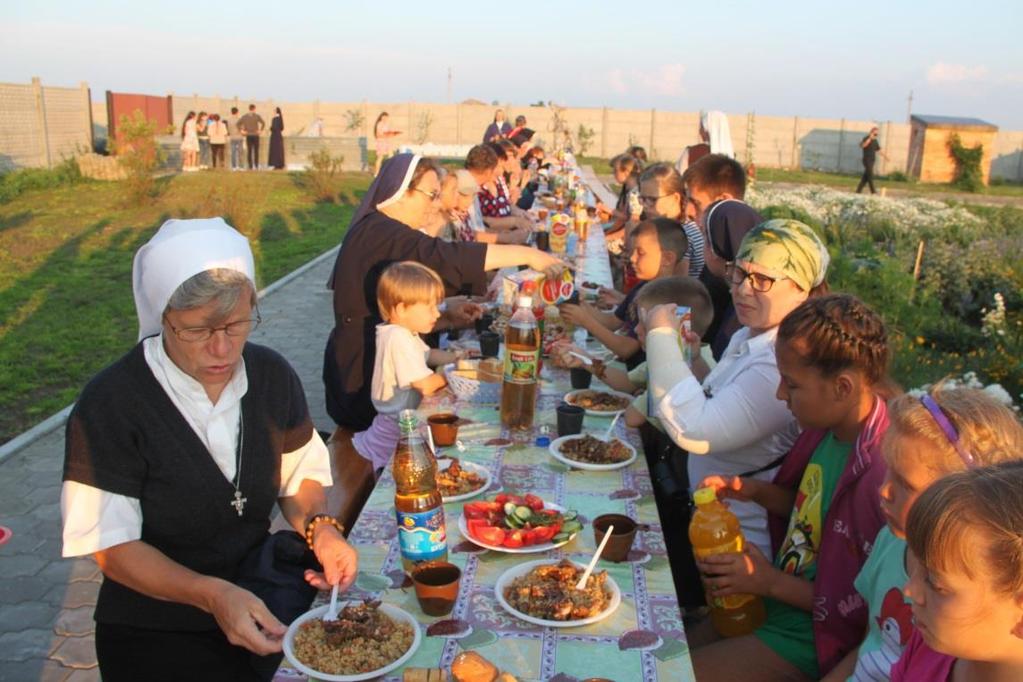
[911,114,998,130]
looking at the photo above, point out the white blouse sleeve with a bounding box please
[61,481,142,557]
[647,329,793,455]
[279,430,333,498]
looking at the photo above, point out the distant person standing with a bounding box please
[196,112,210,169]
[268,107,285,170]
[228,106,244,171]
[482,109,512,143]
[239,104,265,170]
[372,112,401,176]
[180,111,199,172]
[208,114,227,169]
[856,126,886,194]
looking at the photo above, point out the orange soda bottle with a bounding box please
[689,486,767,637]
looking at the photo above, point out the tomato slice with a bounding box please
[532,526,556,543]
[506,494,524,506]
[522,529,538,546]
[466,518,488,535]
[494,493,508,505]
[503,529,524,548]
[476,526,506,546]
[463,505,486,520]
[524,494,544,511]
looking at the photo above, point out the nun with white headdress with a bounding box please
[324,153,564,435]
[61,218,358,681]
[676,110,736,173]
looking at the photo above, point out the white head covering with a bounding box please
[700,110,735,159]
[132,218,256,341]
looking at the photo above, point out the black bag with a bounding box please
[235,531,319,626]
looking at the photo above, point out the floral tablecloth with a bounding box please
[275,172,695,682]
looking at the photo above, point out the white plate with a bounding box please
[548,434,637,471]
[563,389,634,417]
[283,602,422,682]
[438,459,492,503]
[495,559,621,628]
[458,501,579,554]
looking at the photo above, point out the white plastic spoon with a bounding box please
[603,411,621,442]
[577,525,614,590]
[569,351,593,366]
[322,583,340,621]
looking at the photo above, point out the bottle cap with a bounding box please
[535,434,551,447]
[692,487,717,506]
[398,409,417,429]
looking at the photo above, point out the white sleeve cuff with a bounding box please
[278,431,334,497]
[61,481,142,557]
[655,378,712,455]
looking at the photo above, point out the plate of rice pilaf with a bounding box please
[283,600,421,681]
[495,559,621,628]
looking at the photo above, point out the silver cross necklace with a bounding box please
[230,411,247,516]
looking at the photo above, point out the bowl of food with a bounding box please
[437,458,491,503]
[283,599,421,681]
[495,559,621,628]
[563,389,633,417]
[549,434,637,471]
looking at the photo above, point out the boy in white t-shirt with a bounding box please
[352,262,463,471]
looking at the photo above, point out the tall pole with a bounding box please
[906,90,913,123]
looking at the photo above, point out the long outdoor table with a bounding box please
[275,170,694,681]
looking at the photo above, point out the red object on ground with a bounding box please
[0,526,11,546]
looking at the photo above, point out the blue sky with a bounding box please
[3,0,1022,128]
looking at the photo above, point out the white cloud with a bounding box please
[926,62,989,85]
[605,63,686,97]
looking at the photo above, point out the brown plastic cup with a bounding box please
[411,561,461,616]
[427,413,459,447]
[593,514,638,562]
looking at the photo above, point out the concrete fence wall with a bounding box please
[4,80,1023,181]
[0,78,93,172]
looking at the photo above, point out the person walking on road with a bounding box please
[856,126,888,194]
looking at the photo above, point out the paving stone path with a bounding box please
[0,250,339,681]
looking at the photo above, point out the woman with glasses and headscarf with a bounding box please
[644,219,831,558]
[61,218,358,681]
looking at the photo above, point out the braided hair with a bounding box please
[777,293,890,386]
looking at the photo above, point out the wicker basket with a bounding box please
[444,364,502,403]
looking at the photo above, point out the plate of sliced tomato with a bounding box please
[459,493,584,554]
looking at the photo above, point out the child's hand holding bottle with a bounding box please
[697,543,775,599]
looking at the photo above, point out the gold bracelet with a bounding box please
[305,514,345,549]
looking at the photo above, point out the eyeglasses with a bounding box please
[639,193,670,205]
[414,187,441,201]
[920,394,977,468]
[726,263,787,293]
[165,313,262,342]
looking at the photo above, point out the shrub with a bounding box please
[115,109,165,205]
[0,156,83,204]
[948,133,984,193]
[302,148,345,203]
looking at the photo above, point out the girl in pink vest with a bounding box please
[691,293,892,681]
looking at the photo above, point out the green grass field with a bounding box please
[0,171,371,443]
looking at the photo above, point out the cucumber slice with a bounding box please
[504,502,518,516]
[514,506,533,521]
[552,532,572,543]
[561,520,583,534]
[561,511,578,521]
[505,514,523,528]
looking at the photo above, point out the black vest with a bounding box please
[65,342,309,631]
